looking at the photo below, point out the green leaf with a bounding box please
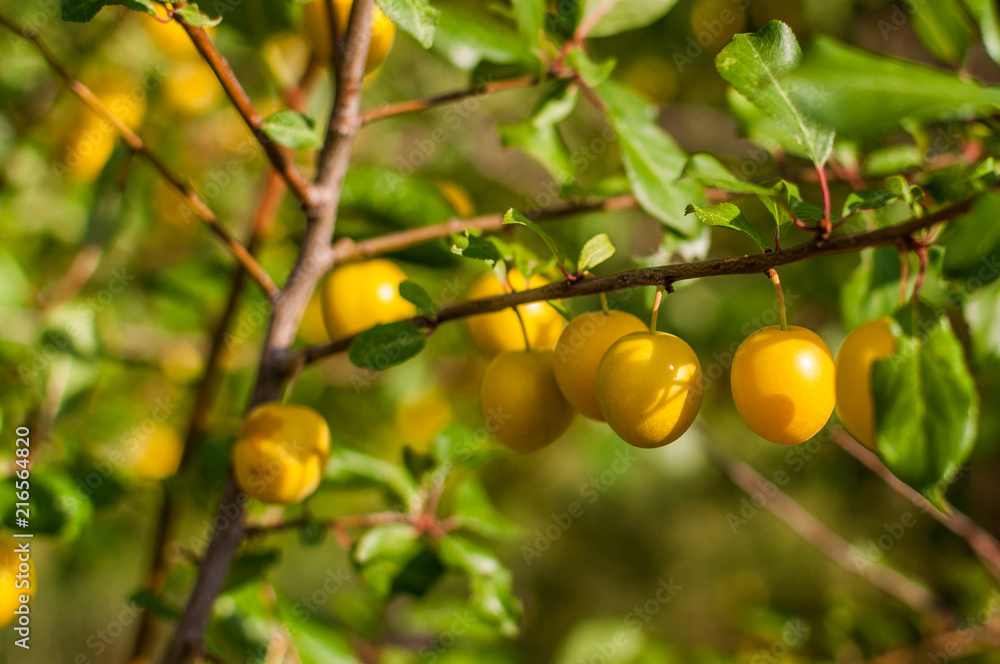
[757,178,800,237]
[399,281,437,319]
[450,478,522,540]
[223,549,281,593]
[389,547,446,597]
[862,145,923,178]
[175,4,222,27]
[0,470,92,541]
[341,167,455,230]
[61,0,155,22]
[276,596,360,664]
[873,317,979,508]
[354,524,423,598]
[841,189,898,217]
[451,232,503,264]
[432,5,538,70]
[564,48,616,87]
[715,21,835,166]
[439,535,523,636]
[963,0,1000,66]
[348,322,426,370]
[261,111,322,150]
[431,424,496,470]
[597,79,701,236]
[512,0,546,48]
[942,192,1000,287]
[684,203,769,252]
[498,84,579,183]
[840,247,903,330]
[911,0,973,65]
[581,0,680,38]
[377,0,438,48]
[129,589,181,620]
[577,234,615,272]
[503,208,575,272]
[683,153,776,197]
[325,448,420,507]
[791,37,1000,138]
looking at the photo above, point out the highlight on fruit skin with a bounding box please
[730,325,836,446]
[302,0,396,73]
[321,259,416,339]
[0,537,34,629]
[596,331,703,448]
[465,270,565,356]
[553,310,648,421]
[835,317,897,448]
[232,403,331,504]
[480,350,575,453]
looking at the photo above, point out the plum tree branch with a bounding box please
[0,11,279,299]
[360,74,544,125]
[292,195,973,367]
[175,15,317,208]
[161,3,377,662]
[330,194,638,263]
[834,429,1000,586]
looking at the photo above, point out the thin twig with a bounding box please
[361,75,543,125]
[0,12,279,299]
[293,196,975,367]
[834,430,1000,586]
[175,15,316,208]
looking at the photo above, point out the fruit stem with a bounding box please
[767,268,788,331]
[512,306,532,351]
[598,292,610,315]
[649,284,664,334]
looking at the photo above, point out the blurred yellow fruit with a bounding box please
[321,259,415,339]
[597,332,703,448]
[160,340,205,384]
[232,403,331,504]
[127,424,184,480]
[303,0,395,72]
[144,6,215,58]
[436,181,476,218]
[396,390,452,453]
[619,56,678,105]
[298,292,330,345]
[465,270,564,355]
[164,61,222,115]
[553,310,648,420]
[0,537,34,629]
[64,84,146,181]
[835,318,897,448]
[480,350,575,453]
[265,33,311,89]
[689,0,746,51]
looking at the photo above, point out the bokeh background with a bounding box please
[1,0,1000,662]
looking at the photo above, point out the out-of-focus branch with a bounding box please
[0,12,279,299]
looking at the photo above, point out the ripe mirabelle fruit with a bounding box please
[321,259,416,339]
[480,351,575,453]
[396,389,452,454]
[835,317,897,448]
[303,0,396,73]
[731,326,836,446]
[232,403,331,504]
[0,537,34,628]
[465,270,564,355]
[127,424,184,480]
[65,84,146,181]
[164,61,222,115]
[553,310,648,420]
[596,332,703,448]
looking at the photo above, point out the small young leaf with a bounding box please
[399,281,437,319]
[581,0,681,38]
[355,524,423,598]
[439,535,523,636]
[377,0,438,48]
[62,0,155,22]
[325,448,419,508]
[872,316,979,509]
[841,188,898,217]
[511,0,546,48]
[684,203,769,252]
[503,209,575,272]
[498,84,579,184]
[452,232,502,264]
[564,48,616,87]
[348,322,426,370]
[716,21,835,166]
[684,153,776,197]
[577,234,616,272]
[261,111,322,150]
[175,4,222,26]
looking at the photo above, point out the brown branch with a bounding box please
[330,194,638,263]
[162,3,377,661]
[293,195,972,367]
[704,436,950,624]
[0,12,279,299]
[175,16,316,208]
[360,74,543,125]
[834,429,1000,586]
